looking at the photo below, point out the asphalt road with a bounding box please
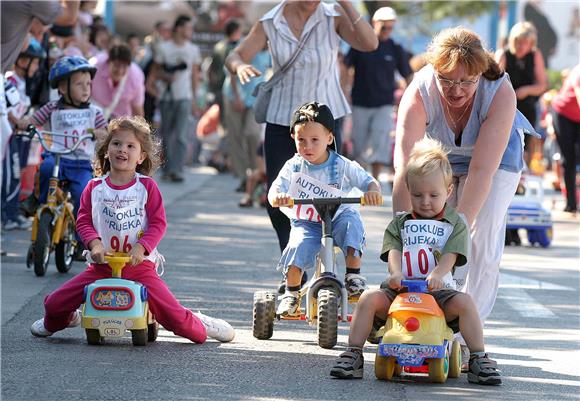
[1,167,579,401]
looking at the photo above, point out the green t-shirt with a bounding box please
[380,204,469,268]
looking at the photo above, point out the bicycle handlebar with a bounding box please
[279,196,383,208]
[21,124,95,155]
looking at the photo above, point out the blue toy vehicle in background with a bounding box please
[506,175,553,248]
[81,253,158,346]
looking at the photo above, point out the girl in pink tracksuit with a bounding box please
[30,116,234,343]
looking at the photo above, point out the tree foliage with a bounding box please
[364,1,496,23]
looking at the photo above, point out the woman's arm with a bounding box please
[457,79,516,226]
[225,22,267,84]
[392,86,427,213]
[334,1,378,52]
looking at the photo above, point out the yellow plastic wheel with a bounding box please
[394,363,403,377]
[448,341,461,378]
[375,355,396,380]
[428,354,449,383]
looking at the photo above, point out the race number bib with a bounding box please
[401,219,455,288]
[280,172,344,222]
[49,108,95,156]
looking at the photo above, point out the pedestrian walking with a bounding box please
[30,116,235,343]
[225,0,378,252]
[344,7,413,180]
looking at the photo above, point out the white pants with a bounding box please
[448,168,520,324]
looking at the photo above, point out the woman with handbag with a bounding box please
[225,0,377,252]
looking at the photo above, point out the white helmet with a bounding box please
[372,7,397,21]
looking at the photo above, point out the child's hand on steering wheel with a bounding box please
[273,193,292,207]
[130,243,146,266]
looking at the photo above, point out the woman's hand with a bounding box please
[272,193,292,207]
[130,243,146,266]
[363,190,382,206]
[236,64,262,85]
[515,86,531,100]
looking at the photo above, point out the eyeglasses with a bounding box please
[436,74,480,89]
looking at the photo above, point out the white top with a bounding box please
[260,1,350,125]
[154,40,201,100]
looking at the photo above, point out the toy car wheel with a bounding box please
[147,322,159,342]
[527,230,538,246]
[428,352,449,383]
[393,363,403,377]
[537,228,553,248]
[448,340,461,378]
[33,211,52,276]
[131,328,148,346]
[55,218,75,273]
[317,288,338,349]
[375,354,396,380]
[85,329,103,345]
[252,291,276,340]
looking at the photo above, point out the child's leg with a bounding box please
[276,265,303,317]
[125,264,207,344]
[442,292,502,385]
[37,154,55,204]
[42,265,108,332]
[330,289,391,379]
[332,211,367,296]
[63,159,93,216]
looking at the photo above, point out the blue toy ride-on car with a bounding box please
[81,253,158,346]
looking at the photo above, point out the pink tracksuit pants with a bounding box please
[42,262,207,343]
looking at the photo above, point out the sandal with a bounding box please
[467,353,502,385]
[330,348,364,379]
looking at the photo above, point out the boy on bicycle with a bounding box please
[269,101,382,317]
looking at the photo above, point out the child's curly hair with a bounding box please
[406,137,453,187]
[94,116,161,177]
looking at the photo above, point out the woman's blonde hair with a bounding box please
[508,22,537,54]
[406,137,453,188]
[94,116,162,177]
[426,26,503,81]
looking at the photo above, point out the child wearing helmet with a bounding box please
[18,56,107,258]
[1,37,46,230]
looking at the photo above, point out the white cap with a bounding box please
[372,7,397,21]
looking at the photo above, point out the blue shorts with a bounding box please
[277,209,366,272]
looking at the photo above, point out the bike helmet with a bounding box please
[19,38,47,60]
[49,56,96,89]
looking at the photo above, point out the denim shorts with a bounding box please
[277,209,366,272]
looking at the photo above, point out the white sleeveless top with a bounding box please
[260,1,350,125]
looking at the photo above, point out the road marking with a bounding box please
[499,272,573,290]
[499,287,556,318]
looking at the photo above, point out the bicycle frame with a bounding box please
[288,197,364,324]
[25,126,94,245]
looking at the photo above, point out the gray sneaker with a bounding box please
[345,273,368,298]
[330,348,364,379]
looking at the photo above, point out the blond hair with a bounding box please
[406,137,453,187]
[426,27,503,81]
[508,22,537,54]
[94,116,162,176]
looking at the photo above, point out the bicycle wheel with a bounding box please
[317,288,338,349]
[33,211,53,276]
[55,216,75,273]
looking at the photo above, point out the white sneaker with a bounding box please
[276,294,300,317]
[68,310,81,327]
[30,319,53,337]
[30,310,81,337]
[194,311,235,342]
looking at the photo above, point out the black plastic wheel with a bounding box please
[85,329,103,345]
[147,322,159,342]
[252,291,276,340]
[132,328,148,346]
[33,212,53,276]
[55,216,75,273]
[317,288,338,349]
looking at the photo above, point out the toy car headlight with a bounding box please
[404,317,420,332]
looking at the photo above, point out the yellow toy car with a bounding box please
[375,280,461,383]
